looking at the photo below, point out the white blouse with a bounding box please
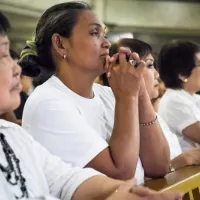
[0,119,101,200]
[157,114,182,159]
[158,89,200,152]
[22,76,145,184]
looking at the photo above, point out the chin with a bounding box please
[152,92,159,99]
[11,99,21,110]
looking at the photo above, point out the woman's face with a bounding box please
[62,10,111,75]
[142,54,159,99]
[0,34,22,114]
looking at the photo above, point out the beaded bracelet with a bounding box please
[139,115,158,126]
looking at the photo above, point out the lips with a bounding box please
[100,52,109,57]
[11,82,22,92]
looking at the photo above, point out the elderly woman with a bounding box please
[158,40,200,152]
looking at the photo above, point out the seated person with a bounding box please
[103,38,200,172]
[0,9,183,200]
[158,40,200,152]
[20,1,170,184]
[108,38,182,161]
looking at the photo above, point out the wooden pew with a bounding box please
[144,166,200,200]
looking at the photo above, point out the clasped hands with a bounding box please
[104,47,147,99]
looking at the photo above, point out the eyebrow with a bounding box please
[0,41,9,46]
[145,58,154,62]
[89,23,106,30]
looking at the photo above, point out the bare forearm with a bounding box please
[110,97,140,178]
[139,92,170,177]
[72,176,123,200]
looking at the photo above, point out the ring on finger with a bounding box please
[129,59,137,67]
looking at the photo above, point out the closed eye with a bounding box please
[147,64,154,69]
[90,32,99,37]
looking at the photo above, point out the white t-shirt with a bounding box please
[0,119,101,200]
[158,89,200,152]
[157,114,182,159]
[22,76,145,184]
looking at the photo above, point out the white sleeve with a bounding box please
[33,140,103,200]
[24,99,108,168]
[157,114,182,159]
[163,97,200,134]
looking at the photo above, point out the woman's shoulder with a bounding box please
[27,76,76,106]
[161,89,190,104]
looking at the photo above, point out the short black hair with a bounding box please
[158,40,200,89]
[0,12,10,34]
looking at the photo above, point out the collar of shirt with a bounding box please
[0,119,16,128]
[166,88,199,105]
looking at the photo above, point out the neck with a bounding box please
[182,84,197,95]
[57,65,98,99]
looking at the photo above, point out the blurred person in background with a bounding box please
[20,1,170,184]
[158,40,200,152]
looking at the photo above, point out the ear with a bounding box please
[51,33,69,59]
[178,74,188,83]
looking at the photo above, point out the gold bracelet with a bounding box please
[139,115,158,126]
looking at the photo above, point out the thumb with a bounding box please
[118,178,136,192]
[103,55,111,71]
[136,60,145,76]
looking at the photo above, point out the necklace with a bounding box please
[0,133,29,199]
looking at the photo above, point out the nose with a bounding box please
[14,62,22,78]
[154,68,159,79]
[102,37,111,49]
